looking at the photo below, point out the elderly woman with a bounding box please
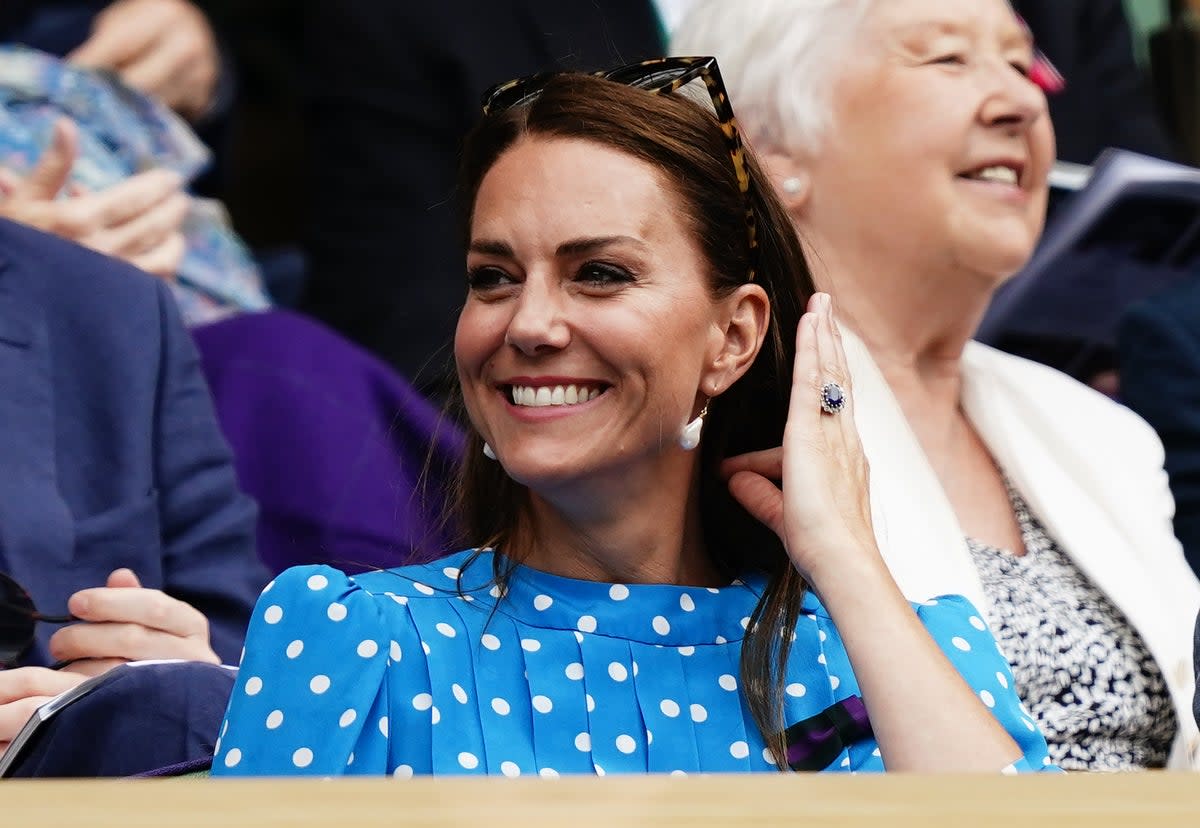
[675,0,1200,770]
[210,59,1054,776]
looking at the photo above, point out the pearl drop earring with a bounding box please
[679,401,710,451]
[482,442,496,460]
[781,177,803,195]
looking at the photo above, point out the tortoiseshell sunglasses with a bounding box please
[482,56,759,283]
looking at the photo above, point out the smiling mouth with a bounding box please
[507,383,608,408]
[959,164,1022,186]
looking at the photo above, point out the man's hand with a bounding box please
[0,119,188,278]
[68,0,220,121]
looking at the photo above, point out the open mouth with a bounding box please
[505,383,610,408]
[958,163,1023,187]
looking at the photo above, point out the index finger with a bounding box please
[68,11,159,69]
[719,447,783,481]
[0,667,85,705]
[68,586,208,639]
[87,168,184,227]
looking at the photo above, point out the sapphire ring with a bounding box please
[820,381,846,415]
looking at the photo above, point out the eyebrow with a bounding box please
[893,19,1033,50]
[468,235,648,258]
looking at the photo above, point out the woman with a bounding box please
[674,0,1200,769]
[211,59,1053,776]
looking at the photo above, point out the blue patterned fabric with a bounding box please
[213,550,1057,777]
[0,45,270,324]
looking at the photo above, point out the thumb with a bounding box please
[106,568,142,589]
[727,471,785,540]
[21,119,78,200]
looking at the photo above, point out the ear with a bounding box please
[759,151,811,217]
[702,283,770,397]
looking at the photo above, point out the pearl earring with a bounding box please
[679,401,710,451]
[482,442,497,460]
[781,177,803,195]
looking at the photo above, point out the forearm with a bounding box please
[810,551,1022,772]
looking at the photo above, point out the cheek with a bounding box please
[454,304,504,378]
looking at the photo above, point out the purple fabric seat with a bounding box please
[192,310,464,575]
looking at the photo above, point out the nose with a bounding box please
[979,61,1048,134]
[504,276,571,356]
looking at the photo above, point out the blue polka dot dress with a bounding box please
[212,550,1055,776]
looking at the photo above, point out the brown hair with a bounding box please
[451,73,815,768]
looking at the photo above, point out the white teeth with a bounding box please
[972,165,1018,185]
[510,384,603,407]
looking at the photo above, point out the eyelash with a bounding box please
[465,261,637,292]
[930,54,1033,77]
[466,266,513,290]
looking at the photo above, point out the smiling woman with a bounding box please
[674,0,1200,770]
[210,59,1059,777]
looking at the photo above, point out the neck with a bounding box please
[512,456,723,587]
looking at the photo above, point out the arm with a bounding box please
[725,294,1025,771]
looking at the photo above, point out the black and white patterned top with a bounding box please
[966,482,1177,771]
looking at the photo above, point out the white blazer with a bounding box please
[842,330,1200,769]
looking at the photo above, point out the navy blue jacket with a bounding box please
[1119,276,1200,577]
[0,219,265,666]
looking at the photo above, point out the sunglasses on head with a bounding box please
[481,55,759,282]
[0,573,73,668]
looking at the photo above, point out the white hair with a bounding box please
[670,0,876,156]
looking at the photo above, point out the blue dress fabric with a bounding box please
[213,550,1055,777]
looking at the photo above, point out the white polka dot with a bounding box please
[223,748,242,768]
[740,616,751,629]
[586,694,595,713]
[633,661,640,677]
[392,764,413,778]
[422,641,431,655]
[616,735,636,754]
[677,646,695,656]
[577,615,597,633]
[488,584,503,599]
[818,629,827,642]
[646,730,653,745]
[263,605,283,624]
[829,676,841,690]
[718,674,738,691]
[996,671,1009,689]
[574,631,584,643]
[1025,718,1038,732]
[565,662,584,680]
[670,769,687,777]
[532,695,553,713]
[785,682,807,698]
[715,635,727,644]
[222,720,229,737]
[390,641,402,661]
[519,639,541,653]
[608,662,628,682]
[762,748,775,765]
[840,756,851,768]
[339,709,357,727]
[979,690,996,708]
[431,706,441,725]
[292,748,313,768]
[306,574,328,591]
[706,587,720,594]
[309,674,331,694]
[481,633,501,651]
[574,732,592,752]
[392,594,408,605]
[660,699,680,718]
[952,636,971,652]
[969,615,987,631]
[730,741,750,759]
[595,764,606,776]
[412,693,433,711]
[539,767,559,778]
[326,602,347,621]
[433,622,454,639]
[378,717,389,737]
[458,751,479,770]
[452,683,468,704]
[690,704,708,723]
[817,653,827,665]
[266,709,284,729]
[652,615,670,635]
[1001,763,1018,776]
[501,761,520,777]
[920,599,939,606]
[414,582,435,596]
[872,747,881,757]
[442,566,460,580]
[244,676,263,696]
[533,594,553,611]
[609,584,629,601]
[357,640,379,658]
[679,593,695,612]
[492,698,511,716]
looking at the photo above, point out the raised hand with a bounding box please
[722,292,878,584]
[68,0,220,121]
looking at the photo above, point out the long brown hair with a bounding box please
[451,73,815,769]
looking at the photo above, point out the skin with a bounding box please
[766,0,1055,554]
[456,135,1022,770]
[68,0,220,122]
[0,119,188,278]
[0,567,219,756]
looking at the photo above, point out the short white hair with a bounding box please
[670,0,876,156]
